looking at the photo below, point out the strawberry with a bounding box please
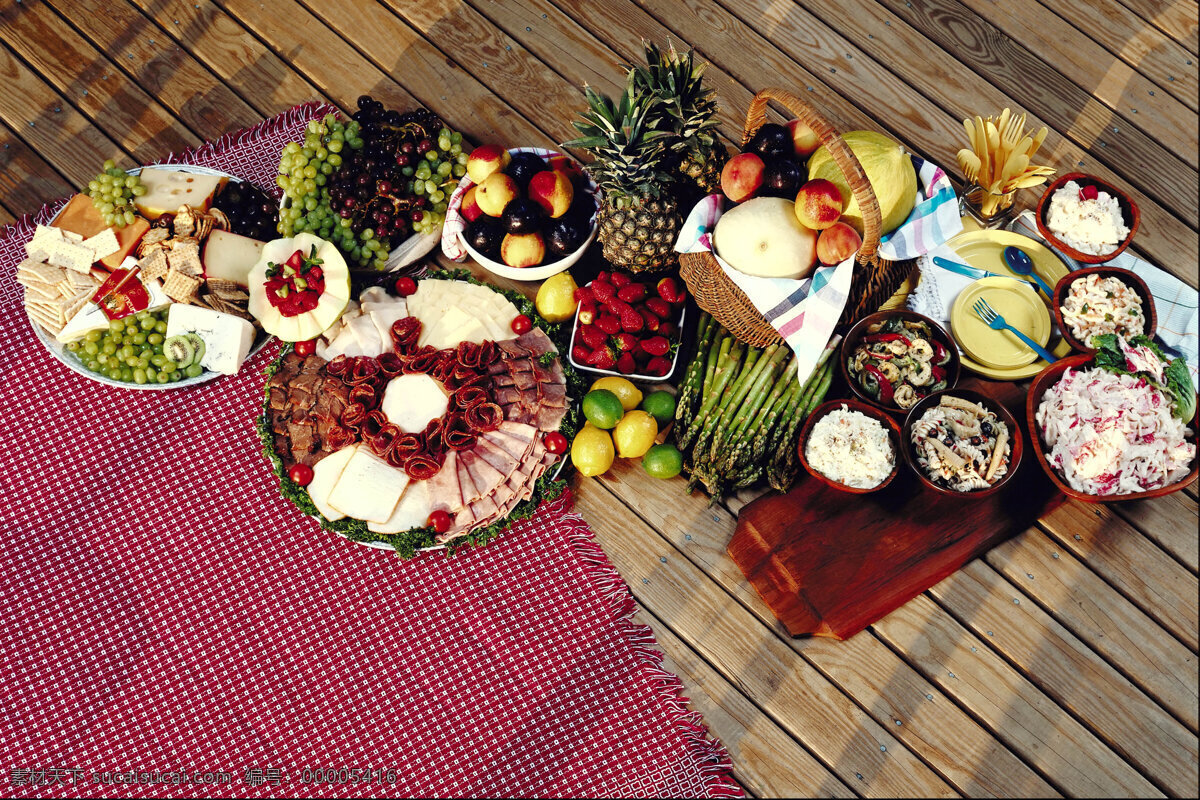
[580,323,607,349]
[586,344,618,370]
[573,286,595,304]
[571,343,591,363]
[611,332,638,352]
[633,347,651,366]
[577,298,597,325]
[656,276,682,303]
[286,249,305,271]
[1079,184,1099,202]
[610,271,633,288]
[608,299,643,333]
[659,321,679,339]
[645,297,672,319]
[645,356,672,377]
[616,283,647,303]
[596,313,622,335]
[639,307,660,332]
[616,352,637,374]
[595,270,611,284]
[640,335,671,356]
[591,278,616,304]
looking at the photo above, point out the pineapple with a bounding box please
[632,42,727,199]
[565,77,684,273]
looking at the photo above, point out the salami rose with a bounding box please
[360,409,388,441]
[477,341,497,367]
[378,351,405,377]
[453,386,489,410]
[324,424,357,451]
[404,453,443,481]
[390,432,424,464]
[456,341,481,369]
[404,347,442,374]
[443,412,478,451]
[325,354,351,376]
[341,402,368,430]
[367,422,400,457]
[464,402,502,432]
[391,317,422,353]
[348,382,380,409]
[422,417,447,457]
[347,356,381,385]
[455,373,491,391]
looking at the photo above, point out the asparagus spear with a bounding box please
[751,376,800,463]
[685,338,745,453]
[695,342,776,458]
[678,335,735,451]
[716,349,793,472]
[675,313,718,433]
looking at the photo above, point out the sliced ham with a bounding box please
[535,404,567,432]
[499,421,537,442]
[462,450,506,496]
[469,495,499,520]
[428,451,463,514]
[473,437,520,478]
[515,328,556,355]
[457,456,483,505]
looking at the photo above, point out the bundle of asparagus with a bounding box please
[673,312,839,503]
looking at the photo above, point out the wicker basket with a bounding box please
[679,88,916,346]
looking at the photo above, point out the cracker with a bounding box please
[162,270,201,303]
[138,227,172,254]
[21,281,60,301]
[82,228,120,259]
[48,240,96,274]
[27,306,64,334]
[172,205,196,237]
[62,289,92,321]
[205,277,242,297]
[137,248,170,282]
[166,238,203,278]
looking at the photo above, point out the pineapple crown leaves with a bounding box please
[627,41,721,156]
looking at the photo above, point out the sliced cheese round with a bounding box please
[327,446,410,524]
[306,444,358,521]
[367,481,432,534]
[381,373,449,433]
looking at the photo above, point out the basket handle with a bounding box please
[743,88,884,262]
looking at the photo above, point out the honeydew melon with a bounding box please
[247,233,351,341]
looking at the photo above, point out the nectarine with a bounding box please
[720,152,765,204]
[528,170,574,218]
[816,222,862,265]
[794,178,844,230]
[475,172,519,217]
[787,119,820,157]
[466,145,511,184]
[500,232,546,268]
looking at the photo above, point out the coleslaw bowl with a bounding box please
[798,399,903,494]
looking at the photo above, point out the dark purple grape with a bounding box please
[400,141,415,155]
[395,153,410,167]
[416,139,433,154]
[377,180,392,194]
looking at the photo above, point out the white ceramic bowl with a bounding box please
[448,147,598,282]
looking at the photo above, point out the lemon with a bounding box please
[642,443,684,479]
[590,376,642,411]
[613,410,658,458]
[535,272,579,322]
[641,390,676,424]
[572,423,615,477]
[582,389,625,429]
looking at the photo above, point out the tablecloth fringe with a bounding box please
[558,490,744,798]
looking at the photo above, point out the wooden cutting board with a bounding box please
[728,379,1064,640]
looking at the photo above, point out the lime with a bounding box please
[535,272,579,322]
[641,390,677,424]
[613,410,658,458]
[582,389,625,429]
[590,376,642,411]
[642,443,684,479]
[572,423,615,477]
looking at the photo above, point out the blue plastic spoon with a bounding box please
[1003,246,1054,297]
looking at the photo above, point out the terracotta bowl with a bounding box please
[1026,354,1199,502]
[1051,266,1156,352]
[901,388,1024,499]
[1035,173,1140,264]
[840,310,961,415]
[799,398,903,494]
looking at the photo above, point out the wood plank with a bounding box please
[0,42,126,195]
[800,0,1198,232]
[872,593,1163,797]
[952,0,1197,160]
[1117,0,1200,54]
[1035,0,1197,111]
[631,606,857,798]
[42,0,264,135]
[984,527,1199,732]
[929,561,1198,796]
[1113,490,1200,572]
[594,459,1058,798]
[0,0,198,160]
[264,0,549,148]
[571,480,960,798]
[562,0,1198,285]
[0,124,74,219]
[1038,500,1199,650]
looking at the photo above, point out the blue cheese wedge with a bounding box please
[165,303,255,375]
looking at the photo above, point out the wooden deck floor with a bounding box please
[1,0,1197,796]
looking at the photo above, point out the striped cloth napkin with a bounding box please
[675,194,854,384]
[877,155,963,261]
[1010,210,1198,382]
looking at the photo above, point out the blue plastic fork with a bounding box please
[972,297,1058,363]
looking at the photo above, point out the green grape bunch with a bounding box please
[87,159,146,228]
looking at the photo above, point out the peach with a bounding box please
[794,178,844,230]
[787,119,820,157]
[465,144,511,184]
[528,170,574,218]
[500,232,546,268]
[816,222,862,265]
[474,172,518,217]
[720,152,765,203]
[460,185,483,222]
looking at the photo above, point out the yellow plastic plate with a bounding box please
[952,278,1050,368]
[946,229,1073,379]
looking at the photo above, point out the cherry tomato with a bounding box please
[544,431,568,454]
[287,462,314,486]
[511,314,533,334]
[293,339,317,357]
[394,276,418,296]
[428,510,452,533]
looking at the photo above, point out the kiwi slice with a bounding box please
[182,333,206,368]
[163,334,195,367]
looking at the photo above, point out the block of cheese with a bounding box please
[165,303,255,375]
[307,445,358,522]
[202,230,265,286]
[327,447,410,523]
[134,168,226,220]
[52,194,149,269]
[381,374,449,433]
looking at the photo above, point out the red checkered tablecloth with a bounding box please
[0,104,739,798]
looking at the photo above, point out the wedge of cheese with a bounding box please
[307,445,358,521]
[380,374,449,433]
[327,447,410,523]
[135,168,226,220]
[52,194,149,270]
[367,481,432,534]
[165,303,255,375]
[202,230,264,286]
